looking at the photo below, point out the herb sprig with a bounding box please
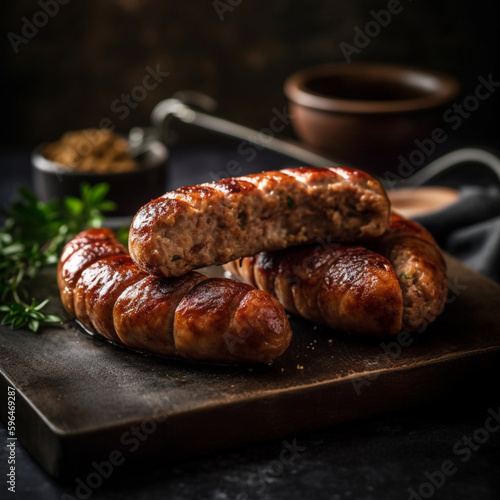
[0,183,116,332]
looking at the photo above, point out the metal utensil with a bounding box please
[129,90,337,168]
[130,91,500,216]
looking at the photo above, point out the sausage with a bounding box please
[58,228,292,364]
[224,245,403,336]
[57,228,128,317]
[224,213,447,334]
[129,166,390,278]
[73,253,148,342]
[367,212,448,332]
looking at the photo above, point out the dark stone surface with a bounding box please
[1,398,500,499]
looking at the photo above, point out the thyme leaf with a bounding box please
[0,183,116,332]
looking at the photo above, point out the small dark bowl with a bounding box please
[284,62,460,174]
[32,140,168,217]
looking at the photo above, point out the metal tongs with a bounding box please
[128,90,334,169]
[129,90,500,195]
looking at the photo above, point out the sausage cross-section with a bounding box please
[58,228,292,364]
[129,166,390,277]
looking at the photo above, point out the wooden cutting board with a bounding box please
[1,255,500,480]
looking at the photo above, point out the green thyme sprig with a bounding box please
[0,183,116,332]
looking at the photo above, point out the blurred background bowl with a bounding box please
[284,62,461,175]
[32,139,168,217]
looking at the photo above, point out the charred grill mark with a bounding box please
[189,243,206,255]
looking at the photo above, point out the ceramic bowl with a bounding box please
[284,62,460,175]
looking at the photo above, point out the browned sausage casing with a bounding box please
[58,228,292,364]
[224,213,447,335]
[129,166,390,278]
[367,212,448,332]
[224,246,403,336]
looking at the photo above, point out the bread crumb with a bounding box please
[296,364,304,370]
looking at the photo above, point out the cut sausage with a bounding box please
[129,166,390,277]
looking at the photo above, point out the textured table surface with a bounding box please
[1,146,500,500]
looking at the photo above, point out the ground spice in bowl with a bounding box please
[42,129,138,173]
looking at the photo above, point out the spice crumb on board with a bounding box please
[296,364,304,370]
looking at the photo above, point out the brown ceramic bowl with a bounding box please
[284,62,460,175]
[32,139,168,218]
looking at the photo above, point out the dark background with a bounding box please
[1,3,500,499]
[1,0,500,150]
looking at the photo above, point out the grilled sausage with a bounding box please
[129,166,390,278]
[224,213,447,334]
[57,228,128,317]
[224,245,403,336]
[58,228,292,364]
[367,212,448,332]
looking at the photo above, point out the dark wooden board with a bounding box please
[1,255,500,480]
